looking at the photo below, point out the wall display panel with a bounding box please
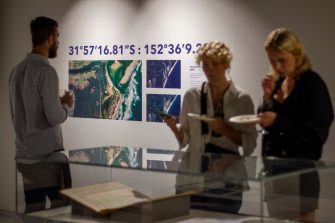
[69,146,176,171]
[189,64,207,88]
[69,146,142,168]
[147,60,181,89]
[56,0,238,151]
[146,94,181,123]
[69,60,142,121]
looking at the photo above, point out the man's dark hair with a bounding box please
[30,16,58,47]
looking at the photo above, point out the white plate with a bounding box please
[229,115,260,124]
[187,113,215,122]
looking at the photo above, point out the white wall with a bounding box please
[1,0,334,212]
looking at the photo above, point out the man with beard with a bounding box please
[9,16,73,213]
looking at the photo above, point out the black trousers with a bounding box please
[195,145,242,213]
[17,155,71,213]
[263,158,320,213]
[190,188,242,213]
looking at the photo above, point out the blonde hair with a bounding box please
[196,41,232,70]
[265,28,311,76]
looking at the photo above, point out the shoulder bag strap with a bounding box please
[201,81,208,135]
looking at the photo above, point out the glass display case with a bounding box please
[16,145,335,222]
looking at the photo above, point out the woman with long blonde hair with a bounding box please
[258,28,334,222]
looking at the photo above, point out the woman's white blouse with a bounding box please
[178,82,258,158]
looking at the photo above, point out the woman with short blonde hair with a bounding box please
[196,41,232,71]
[164,41,257,213]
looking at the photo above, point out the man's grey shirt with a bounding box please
[9,53,69,160]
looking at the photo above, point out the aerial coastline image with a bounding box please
[69,60,142,121]
[69,146,142,168]
[146,60,181,89]
[146,94,181,122]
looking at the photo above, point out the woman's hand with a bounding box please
[258,111,277,127]
[209,117,226,134]
[164,116,178,131]
[209,117,242,146]
[262,74,276,100]
[163,116,184,143]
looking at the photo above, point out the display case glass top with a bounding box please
[68,145,335,182]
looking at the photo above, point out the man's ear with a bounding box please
[47,34,54,46]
